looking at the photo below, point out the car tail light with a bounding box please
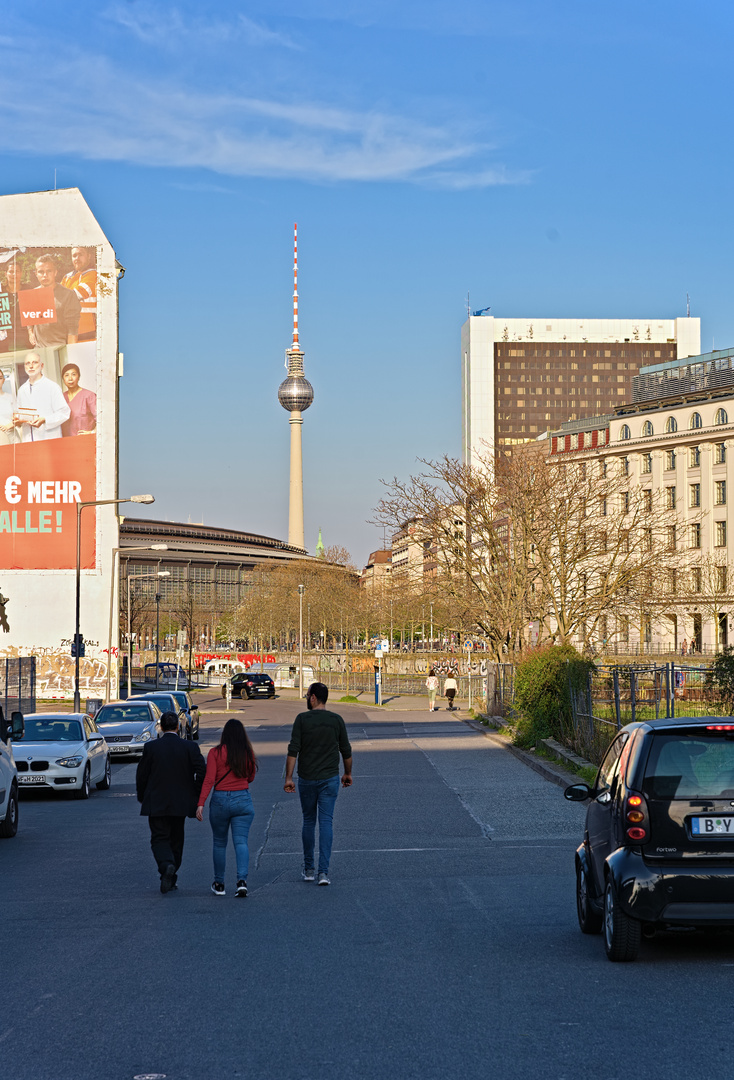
[624,790,650,844]
[706,725,734,731]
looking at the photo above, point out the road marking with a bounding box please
[133,1074,167,1079]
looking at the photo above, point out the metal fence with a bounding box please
[569,662,723,764]
[0,657,36,717]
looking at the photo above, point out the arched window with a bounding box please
[716,408,728,425]
[620,424,631,441]
[690,412,703,430]
[642,420,654,437]
[665,416,677,433]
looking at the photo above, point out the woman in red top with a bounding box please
[196,719,257,897]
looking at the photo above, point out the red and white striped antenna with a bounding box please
[292,222,299,349]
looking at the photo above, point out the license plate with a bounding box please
[691,816,734,836]
[18,774,48,784]
[111,745,130,752]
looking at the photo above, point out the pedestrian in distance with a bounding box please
[136,711,206,894]
[284,681,352,886]
[196,718,258,897]
[425,668,439,712]
[681,639,688,657]
[444,673,458,711]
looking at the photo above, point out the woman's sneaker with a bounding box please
[236,880,248,897]
[302,868,315,882]
[211,881,225,896]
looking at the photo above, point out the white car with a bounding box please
[13,713,111,799]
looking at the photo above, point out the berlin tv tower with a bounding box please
[278,224,313,550]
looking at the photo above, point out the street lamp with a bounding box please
[74,494,155,712]
[106,544,167,703]
[127,569,170,699]
[298,584,305,699]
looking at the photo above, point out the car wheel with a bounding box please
[74,764,91,800]
[96,756,112,790]
[603,880,641,961]
[0,782,18,838]
[576,862,602,934]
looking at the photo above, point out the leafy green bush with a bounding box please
[512,644,595,748]
[707,648,734,713]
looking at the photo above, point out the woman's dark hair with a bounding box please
[61,363,81,378]
[429,668,435,676]
[218,718,258,778]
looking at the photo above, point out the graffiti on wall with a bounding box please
[0,644,108,699]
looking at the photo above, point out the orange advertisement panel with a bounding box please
[0,243,99,571]
[0,436,96,568]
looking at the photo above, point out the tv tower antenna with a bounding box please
[686,292,691,318]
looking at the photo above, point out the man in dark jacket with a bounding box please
[136,711,206,893]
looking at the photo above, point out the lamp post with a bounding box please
[127,569,169,699]
[106,544,167,703]
[298,584,305,699]
[74,494,155,712]
[430,602,433,655]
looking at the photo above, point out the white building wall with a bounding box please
[0,189,120,699]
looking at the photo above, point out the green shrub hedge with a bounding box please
[512,644,595,748]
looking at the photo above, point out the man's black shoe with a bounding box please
[160,863,176,894]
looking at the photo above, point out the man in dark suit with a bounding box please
[136,711,206,894]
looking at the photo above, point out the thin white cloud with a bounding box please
[0,37,521,188]
[104,4,300,50]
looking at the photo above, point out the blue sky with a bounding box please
[2,1,733,564]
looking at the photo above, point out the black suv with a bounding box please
[225,673,275,700]
[565,716,734,961]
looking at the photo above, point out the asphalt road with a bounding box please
[2,694,734,1080]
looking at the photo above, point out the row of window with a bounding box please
[660,481,728,508]
[619,409,729,440]
[661,522,727,548]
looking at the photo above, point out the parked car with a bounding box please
[11,713,111,799]
[225,672,275,700]
[142,662,189,688]
[169,690,200,739]
[0,709,23,837]
[565,715,734,961]
[95,700,162,758]
[129,693,190,739]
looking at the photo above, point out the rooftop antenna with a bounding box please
[466,292,470,319]
[686,292,691,318]
[292,222,299,350]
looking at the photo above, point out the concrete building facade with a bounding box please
[462,314,701,466]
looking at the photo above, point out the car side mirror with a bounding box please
[88,733,103,742]
[0,708,7,743]
[564,782,592,802]
[10,711,24,740]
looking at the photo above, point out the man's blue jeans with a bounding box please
[298,775,340,874]
[209,789,254,882]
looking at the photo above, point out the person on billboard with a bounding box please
[0,369,17,445]
[13,352,70,442]
[27,254,81,348]
[0,260,31,353]
[61,247,96,341]
[61,363,96,437]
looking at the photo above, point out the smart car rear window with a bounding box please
[642,732,734,799]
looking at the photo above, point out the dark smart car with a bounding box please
[224,672,275,700]
[565,716,734,961]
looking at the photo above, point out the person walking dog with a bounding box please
[425,668,439,712]
[136,711,206,894]
[196,718,258,897]
[284,682,352,886]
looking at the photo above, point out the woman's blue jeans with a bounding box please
[298,775,339,874]
[209,789,254,882]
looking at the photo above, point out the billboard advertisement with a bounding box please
[0,191,119,698]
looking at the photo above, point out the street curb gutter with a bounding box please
[462,715,583,791]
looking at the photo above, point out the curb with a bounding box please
[462,715,584,790]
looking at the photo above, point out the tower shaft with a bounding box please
[288,411,304,549]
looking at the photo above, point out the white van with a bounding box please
[0,710,23,838]
[205,659,246,677]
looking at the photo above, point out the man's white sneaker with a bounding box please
[318,872,330,886]
[302,868,315,882]
[211,881,225,896]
